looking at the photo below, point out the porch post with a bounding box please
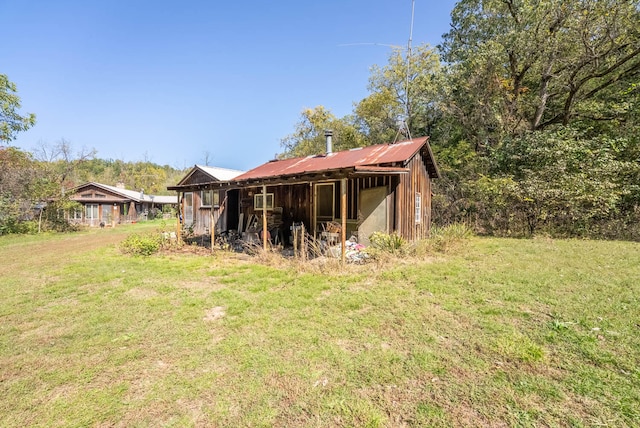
[262,185,268,251]
[341,178,347,263]
[176,192,182,244]
[210,193,215,253]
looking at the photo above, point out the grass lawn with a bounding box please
[1,224,639,427]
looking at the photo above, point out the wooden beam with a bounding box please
[176,192,182,244]
[262,185,268,251]
[341,178,347,264]
[214,195,216,253]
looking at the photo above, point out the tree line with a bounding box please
[279,0,640,240]
[0,141,187,234]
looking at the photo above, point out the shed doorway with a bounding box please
[358,186,387,245]
[316,183,335,223]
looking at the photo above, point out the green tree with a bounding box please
[0,146,44,234]
[355,44,444,144]
[0,74,36,142]
[462,128,640,238]
[279,106,366,158]
[440,0,640,148]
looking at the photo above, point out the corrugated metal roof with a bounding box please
[234,137,433,182]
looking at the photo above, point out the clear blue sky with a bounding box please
[2,0,457,171]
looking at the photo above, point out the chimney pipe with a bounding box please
[324,129,333,155]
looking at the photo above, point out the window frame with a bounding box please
[86,204,99,220]
[254,193,274,210]
[201,190,212,208]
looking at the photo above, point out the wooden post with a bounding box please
[341,178,347,263]
[176,192,182,244]
[214,197,216,253]
[262,185,268,251]
[310,183,315,237]
[301,222,306,261]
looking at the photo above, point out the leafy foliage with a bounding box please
[354,44,443,144]
[0,146,45,234]
[0,74,36,142]
[119,232,162,256]
[368,231,407,254]
[458,129,640,238]
[279,106,366,158]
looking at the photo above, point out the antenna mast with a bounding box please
[405,0,415,140]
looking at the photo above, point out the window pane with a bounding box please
[202,190,212,206]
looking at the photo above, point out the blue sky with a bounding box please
[2,0,457,171]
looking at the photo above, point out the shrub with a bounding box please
[415,223,473,255]
[368,232,407,255]
[119,233,161,256]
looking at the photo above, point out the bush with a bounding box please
[415,223,473,254]
[368,232,407,254]
[119,233,161,256]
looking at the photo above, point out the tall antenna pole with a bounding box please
[405,0,415,140]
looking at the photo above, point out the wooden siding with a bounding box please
[186,189,228,235]
[394,153,432,240]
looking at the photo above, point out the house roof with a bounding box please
[232,137,439,183]
[196,165,245,181]
[175,165,245,186]
[69,182,177,204]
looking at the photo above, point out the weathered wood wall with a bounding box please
[187,189,227,235]
[227,154,432,242]
[394,153,432,240]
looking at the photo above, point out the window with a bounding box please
[72,209,82,220]
[201,190,212,207]
[201,190,220,207]
[415,192,422,224]
[86,204,99,220]
[81,193,92,198]
[95,193,106,198]
[254,193,274,210]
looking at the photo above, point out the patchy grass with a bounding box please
[1,230,639,427]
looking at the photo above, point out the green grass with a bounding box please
[1,230,639,427]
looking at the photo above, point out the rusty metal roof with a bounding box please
[234,137,437,182]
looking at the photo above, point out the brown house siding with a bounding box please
[395,154,432,241]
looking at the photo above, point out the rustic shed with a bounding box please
[66,182,177,227]
[203,136,439,250]
[168,165,245,235]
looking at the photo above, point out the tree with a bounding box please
[354,44,444,144]
[440,0,640,148]
[279,106,366,158]
[0,74,36,142]
[0,146,45,234]
[33,139,97,195]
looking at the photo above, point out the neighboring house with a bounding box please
[66,182,178,227]
[167,165,245,235]
[169,136,439,246]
